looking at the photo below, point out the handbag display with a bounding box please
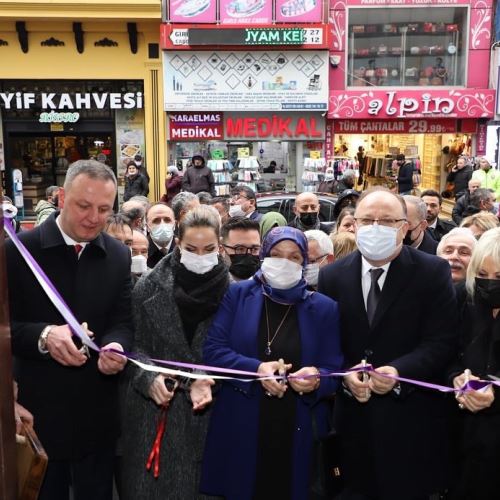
[365,68,375,78]
[352,25,365,33]
[390,46,402,55]
[435,22,446,32]
[423,22,434,32]
[405,67,418,78]
[383,24,397,33]
[407,23,420,33]
[431,76,444,85]
[376,68,388,77]
[410,46,420,55]
[419,77,430,86]
[356,48,370,56]
[446,24,459,32]
[377,44,388,56]
[366,25,378,33]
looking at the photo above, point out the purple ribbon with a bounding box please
[4,218,496,393]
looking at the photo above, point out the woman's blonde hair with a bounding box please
[330,231,357,260]
[178,205,221,240]
[460,212,499,235]
[465,227,500,296]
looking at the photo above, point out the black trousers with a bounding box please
[38,448,115,500]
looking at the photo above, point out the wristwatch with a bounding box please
[38,325,55,354]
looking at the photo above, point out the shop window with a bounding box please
[347,7,468,88]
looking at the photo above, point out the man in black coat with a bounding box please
[318,189,457,500]
[446,156,473,200]
[182,155,216,196]
[421,189,456,242]
[402,195,438,254]
[6,160,133,500]
[451,178,481,224]
[145,202,176,268]
[396,153,414,195]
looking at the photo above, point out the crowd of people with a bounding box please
[4,156,500,500]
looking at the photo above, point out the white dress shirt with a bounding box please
[361,257,391,309]
[55,216,89,258]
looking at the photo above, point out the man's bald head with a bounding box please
[294,192,320,215]
[131,229,149,257]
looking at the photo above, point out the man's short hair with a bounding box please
[121,205,145,222]
[420,189,442,205]
[470,188,494,208]
[46,185,59,199]
[357,187,407,218]
[197,191,213,204]
[403,195,427,221]
[304,229,333,255]
[342,169,356,180]
[231,185,257,202]
[64,159,117,190]
[171,192,198,221]
[221,216,260,241]
[105,213,132,231]
[209,196,230,212]
[127,195,151,211]
[145,201,171,220]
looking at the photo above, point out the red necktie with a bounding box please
[74,244,83,255]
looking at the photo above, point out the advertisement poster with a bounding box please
[168,0,216,23]
[115,109,145,203]
[164,51,328,111]
[275,0,322,23]
[219,0,272,24]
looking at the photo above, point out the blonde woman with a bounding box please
[449,227,500,499]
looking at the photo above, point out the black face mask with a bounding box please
[229,254,261,280]
[403,227,421,246]
[299,212,318,227]
[475,278,500,308]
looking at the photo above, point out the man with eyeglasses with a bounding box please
[318,187,457,500]
[229,185,262,222]
[221,217,261,282]
[304,229,334,289]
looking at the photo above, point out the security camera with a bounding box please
[330,55,341,68]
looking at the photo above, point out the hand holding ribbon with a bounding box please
[258,360,292,398]
[369,366,399,395]
[98,342,126,375]
[454,370,495,413]
[288,367,320,394]
[344,362,371,403]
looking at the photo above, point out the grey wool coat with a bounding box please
[121,254,220,500]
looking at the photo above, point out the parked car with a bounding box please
[256,192,338,224]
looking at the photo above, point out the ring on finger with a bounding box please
[458,403,465,410]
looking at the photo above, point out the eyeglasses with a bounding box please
[309,254,328,265]
[223,244,261,256]
[354,218,407,227]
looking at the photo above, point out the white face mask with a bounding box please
[356,224,400,262]
[304,263,320,287]
[229,204,246,218]
[261,257,303,289]
[150,223,174,246]
[180,248,219,275]
[131,254,148,274]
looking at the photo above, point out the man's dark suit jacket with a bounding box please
[6,214,133,460]
[427,217,457,242]
[147,234,176,268]
[415,230,438,254]
[318,246,457,499]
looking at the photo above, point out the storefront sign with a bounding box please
[476,122,487,156]
[329,90,496,119]
[39,111,80,123]
[189,27,304,45]
[168,112,223,140]
[168,0,216,23]
[164,51,328,111]
[333,118,458,134]
[219,0,272,24]
[160,24,327,49]
[325,121,334,161]
[224,112,325,140]
[0,92,143,110]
